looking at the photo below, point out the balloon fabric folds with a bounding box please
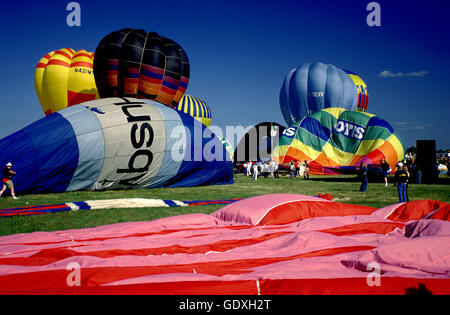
[34,48,99,116]
[0,98,233,194]
[273,108,405,175]
[176,94,212,127]
[280,62,368,126]
[93,28,190,108]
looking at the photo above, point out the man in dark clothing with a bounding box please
[359,162,368,192]
[380,159,391,187]
[304,160,310,180]
[0,162,18,199]
[394,162,409,203]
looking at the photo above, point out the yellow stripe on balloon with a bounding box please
[322,142,365,166]
[322,107,346,119]
[35,48,98,115]
[355,138,385,156]
[291,138,322,160]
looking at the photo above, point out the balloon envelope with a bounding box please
[0,98,233,194]
[233,122,286,164]
[34,48,99,115]
[280,62,368,125]
[272,108,404,174]
[93,28,190,108]
[176,95,212,127]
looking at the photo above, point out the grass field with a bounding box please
[0,173,448,236]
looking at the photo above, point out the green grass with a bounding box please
[0,174,448,236]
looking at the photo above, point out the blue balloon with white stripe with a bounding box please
[0,97,233,194]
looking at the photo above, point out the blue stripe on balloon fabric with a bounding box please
[192,97,198,117]
[0,112,80,194]
[307,62,327,114]
[59,105,105,192]
[162,80,178,90]
[293,64,312,119]
[299,117,331,142]
[343,69,356,75]
[141,69,163,80]
[126,72,140,79]
[163,199,180,207]
[324,64,343,108]
[73,201,91,210]
[162,111,234,188]
[279,68,296,125]
[367,116,395,133]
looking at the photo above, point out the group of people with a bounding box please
[288,160,310,180]
[358,159,411,203]
[242,160,280,180]
[241,159,311,181]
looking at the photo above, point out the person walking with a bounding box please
[394,162,409,203]
[359,162,368,192]
[0,162,19,199]
[246,162,252,176]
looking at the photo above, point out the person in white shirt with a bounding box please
[252,162,259,180]
[246,162,251,176]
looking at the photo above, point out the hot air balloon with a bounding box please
[34,48,99,116]
[93,28,190,108]
[233,122,286,164]
[280,62,368,125]
[0,98,233,194]
[272,108,404,175]
[176,95,212,127]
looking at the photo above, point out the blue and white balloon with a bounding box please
[0,97,233,194]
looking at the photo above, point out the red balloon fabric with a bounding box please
[0,194,448,295]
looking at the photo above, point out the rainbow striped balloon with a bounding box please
[34,48,99,116]
[273,108,405,175]
[176,95,212,127]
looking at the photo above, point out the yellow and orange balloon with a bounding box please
[34,48,99,116]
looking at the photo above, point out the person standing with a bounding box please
[359,162,368,192]
[304,160,310,180]
[252,162,259,180]
[0,162,19,199]
[394,162,409,203]
[294,160,300,178]
[289,161,296,179]
[381,159,391,187]
[270,159,279,178]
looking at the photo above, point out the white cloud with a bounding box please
[393,122,433,130]
[378,70,429,78]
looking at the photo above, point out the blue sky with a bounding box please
[1,0,449,149]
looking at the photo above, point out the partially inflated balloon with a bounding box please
[234,122,286,163]
[273,108,404,175]
[280,62,369,125]
[176,95,212,127]
[0,98,233,194]
[34,48,99,116]
[94,28,190,108]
